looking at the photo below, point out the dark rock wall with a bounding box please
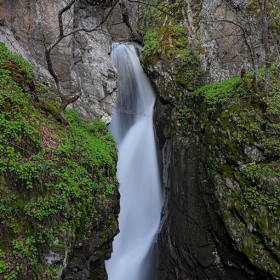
[60,188,120,280]
[154,100,270,279]
[106,0,142,43]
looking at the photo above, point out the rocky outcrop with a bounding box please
[106,1,132,42]
[1,0,117,123]
[139,0,271,85]
[106,0,142,43]
[153,96,275,279]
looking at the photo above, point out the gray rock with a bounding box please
[2,0,117,123]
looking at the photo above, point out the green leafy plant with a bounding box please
[143,28,160,56]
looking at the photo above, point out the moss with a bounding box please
[228,141,242,155]
[142,28,160,57]
[222,210,231,219]
[241,68,253,90]
[0,43,34,78]
[235,202,243,212]
[33,263,44,280]
[140,1,203,101]
[53,243,66,250]
[0,177,6,188]
[1,61,34,92]
[142,52,159,69]
[99,236,108,246]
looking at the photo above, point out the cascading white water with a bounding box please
[105,43,162,280]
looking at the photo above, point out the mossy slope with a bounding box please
[139,0,202,100]
[0,43,119,280]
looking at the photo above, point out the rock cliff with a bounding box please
[0,0,117,123]
[137,0,280,279]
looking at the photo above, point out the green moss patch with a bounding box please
[0,44,118,279]
[139,0,202,100]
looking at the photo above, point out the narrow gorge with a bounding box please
[0,0,280,279]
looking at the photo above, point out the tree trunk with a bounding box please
[260,0,270,91]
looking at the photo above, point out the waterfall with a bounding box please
[105,43,163,280]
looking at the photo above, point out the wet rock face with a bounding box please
[154,101,267,280]
[151,72,280,279]
[105,0,142,43]
[2,0,117,123]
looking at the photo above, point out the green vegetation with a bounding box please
[140,0,162,22]
[142,28,159,57]
[139,0,202,97]
[0,43,34,78]
[195,76,242,106]
[0,43,118,279]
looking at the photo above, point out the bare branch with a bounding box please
[44,0,120,100]
[58,0,76,38]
